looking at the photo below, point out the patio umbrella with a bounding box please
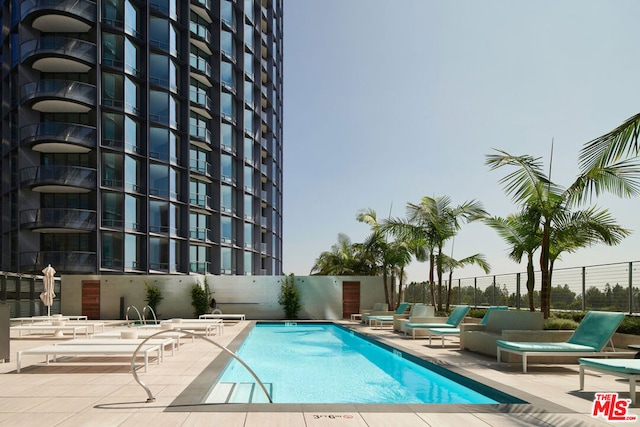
[40,264,56,317]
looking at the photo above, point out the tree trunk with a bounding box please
[382,270,390,308]
[436,246,444,311]
[446,270,453,311]
[540,223,551,319]
[428,252,436,308]
[526,255,535,311]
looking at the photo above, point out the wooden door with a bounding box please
[342,281,360,319]
[81,280,100,320]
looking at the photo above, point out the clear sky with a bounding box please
[281,0,640,282]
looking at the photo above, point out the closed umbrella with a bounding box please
[40,264,56,317]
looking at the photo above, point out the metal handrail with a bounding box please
[125,305,142,327]
[142,305,158,325]
[130,329,272,403]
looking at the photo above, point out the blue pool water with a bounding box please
[211,323,514,404]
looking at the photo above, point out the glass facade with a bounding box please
[0,0,283,276]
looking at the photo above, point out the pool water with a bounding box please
[208,323,516,404]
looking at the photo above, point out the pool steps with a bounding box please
[205,382,273,403]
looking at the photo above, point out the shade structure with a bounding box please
[40,264,56,317]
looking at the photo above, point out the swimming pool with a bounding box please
[206,323,523,404]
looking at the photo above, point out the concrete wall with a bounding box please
[60,274,385,320]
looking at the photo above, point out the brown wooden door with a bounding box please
[342,281,360,319]
[82,280,100,320]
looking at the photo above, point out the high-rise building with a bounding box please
[0,0,283,277]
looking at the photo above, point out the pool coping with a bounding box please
[166,321,576,414]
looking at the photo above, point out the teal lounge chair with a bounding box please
[579,358,640,405]
[428,306,508,348]
[404,305,470,339]
[367,302,410,328]
[497,311,633,373]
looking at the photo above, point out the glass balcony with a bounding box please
[19,251,97,274]
[21,122,96,153]
[189,158,212,177]
[189,124,212,144]
[21,37,95,72]
[190,21,212,44]
[21,80,96,113]
[189,89,212,111]
[21,0,96,32]
[189,261,211,274]
[189,53,212,78]
[189,194,212,209]
[190,227,211,241]
[20,165,96,193]
[20,208,97,232]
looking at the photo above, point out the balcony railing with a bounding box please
[21,0,96,25]
[19,251,97,274]
[20,165,96,191]
[21,122,96,151]
[21,37,95,67]
[20,208,97,231]
[21,80,96,110]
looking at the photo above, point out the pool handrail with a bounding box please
[142,305,158,325]
[125,305,142,327]
[130,329,273,404]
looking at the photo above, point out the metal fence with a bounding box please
[0,271,62,317]
[404,260,640,314]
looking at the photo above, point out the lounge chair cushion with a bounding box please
[495,341,596,352]
[428,327,461,335]
[579,358,640,374]
[566,311,625,350]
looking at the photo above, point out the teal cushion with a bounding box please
[394,302,410,315]
[496,340,596,352]
[567,311,625,351]
[479,306,509,325]
[445,305,471,327]
[368,316,393,321]
[579,358,640,374]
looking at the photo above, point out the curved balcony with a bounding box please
[20,251,96,274]
[21,122,96,153]
[20,165,96,193]
[190,21,212,54]
[22,37,95,73]
[20,208,97,232]
[21,0,96,32]
[21,80,95,113]
[189,89,212,118]
[191,0,212,24]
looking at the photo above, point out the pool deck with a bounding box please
[1,319,635,426]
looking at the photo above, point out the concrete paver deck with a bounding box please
[1,319,636,426]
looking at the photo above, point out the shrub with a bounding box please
[544,318,579,330]
[278,274,301,319]
[617,316,640,335]
[145,282,163,316]
[191,280,212,318]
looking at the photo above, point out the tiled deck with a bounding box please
[0,320,635,426]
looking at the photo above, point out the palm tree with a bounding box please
[440,253,491,311]
[486,149,633,318]
[579,113,640,177]
[310,233,367,276]
[484,209,541,311]
[380,196,487,311]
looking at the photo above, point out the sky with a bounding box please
[281,0,640,283]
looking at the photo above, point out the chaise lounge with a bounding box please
[579,358,640,405]
[496,311,634,373]
[367,302,410,328]
[427,306,508,348]
[404,305,470,339]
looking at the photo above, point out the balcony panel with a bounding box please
[21,80,95,113]
[22,123,96,153]
[21,0,96,32]
[19,251,96,274]
[22,38,95,73]
[20,165,96,193]
[20,208,96,232]
[190,0,212,23]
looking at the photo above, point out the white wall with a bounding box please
[60,274,385,320]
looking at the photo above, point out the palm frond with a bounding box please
[579,112,640,171]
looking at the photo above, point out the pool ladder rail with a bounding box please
[125,305,159,327]
[130,329,273,404]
